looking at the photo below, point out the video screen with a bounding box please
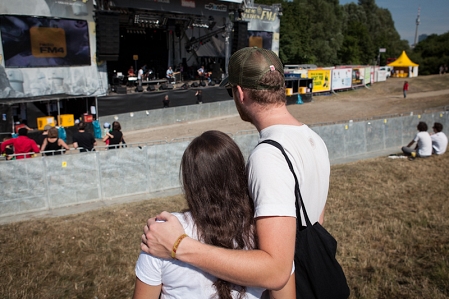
[0,15,91,68]
[248,31,273,50]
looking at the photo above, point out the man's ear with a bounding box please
[236,85,245,104]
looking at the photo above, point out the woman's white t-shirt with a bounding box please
[135,212,265,299]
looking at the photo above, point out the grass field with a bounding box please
[1,153,448,298]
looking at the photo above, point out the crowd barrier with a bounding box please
[98,100,238,132]
[0,110,448,219]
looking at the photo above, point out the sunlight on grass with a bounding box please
[1,155,448,298]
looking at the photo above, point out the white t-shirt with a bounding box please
[135,212,265,299]
[138,69,143,80]
[431,132,448,155]
[247,124,330,226]
[414,131,432,157]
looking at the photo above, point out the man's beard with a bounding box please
[234,95,252,123]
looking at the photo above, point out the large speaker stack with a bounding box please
[232,21,249,54]
[96,11,120,61]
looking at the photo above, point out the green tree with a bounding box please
[411,32,449,75]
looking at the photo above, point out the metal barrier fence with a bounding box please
[0,110,448,219]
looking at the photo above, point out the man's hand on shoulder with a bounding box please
[141,211,186,259]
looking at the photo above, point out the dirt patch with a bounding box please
[124,75,449,143]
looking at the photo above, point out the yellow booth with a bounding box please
[388,51,419,78]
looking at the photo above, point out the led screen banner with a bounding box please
[331,68,352,90]
[1,16,91,68]
[0,0,108,99]
[308,69,332,93]
[243,4,281,55]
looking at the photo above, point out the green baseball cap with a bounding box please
[227,47,284,90]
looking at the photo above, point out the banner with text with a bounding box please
[331,68,352,90]
[308,69,332,93]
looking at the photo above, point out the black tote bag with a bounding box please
[259,140,350,299]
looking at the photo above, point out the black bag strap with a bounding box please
[259,139,312,227]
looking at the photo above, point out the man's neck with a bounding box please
[251,104,302,132]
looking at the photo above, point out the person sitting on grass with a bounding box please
[430,122,448,155]
[401,121,432,158]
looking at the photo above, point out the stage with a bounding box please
[98,81,230,116]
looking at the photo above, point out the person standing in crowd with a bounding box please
[72,121,96,152]
[430,122,448,155]
[103,121,125,149]
[141,47,331,298]
[162,95,170,108]
[36,124,51,148]
[403,81,409,98]
[41,127,70,156]
[402,121,432,159]
[195,90,202,104]
[1,128,40,159]
[133,131,265,299]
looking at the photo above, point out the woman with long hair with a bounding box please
[103,121,124,149]
[133,130,264,299]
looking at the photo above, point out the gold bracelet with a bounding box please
[171,233,188,259]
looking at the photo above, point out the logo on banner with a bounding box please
[242,6,277,21]
[204,3,227,12]
[30,27,67,58]
[182,0,195,8]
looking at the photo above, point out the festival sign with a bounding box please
[331,68,352,90]
[308,69,332,93]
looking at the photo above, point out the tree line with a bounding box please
[254,0,448,74]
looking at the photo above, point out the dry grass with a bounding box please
[317,74,449,102]
[1,154,449,298]
[328,154,449,298]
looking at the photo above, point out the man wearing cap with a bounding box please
[141,47,330,296]
[1,128,40,159]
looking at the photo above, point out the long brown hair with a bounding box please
[180,130,256,299]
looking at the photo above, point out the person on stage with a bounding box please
[128,66,136,77]
[166,67,174,83]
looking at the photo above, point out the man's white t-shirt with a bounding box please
[247,124,330,226]
[431,132,448,155]
[414,131,432,157]
[135,212,265,299]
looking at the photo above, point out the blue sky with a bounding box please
[339,0,449,45]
